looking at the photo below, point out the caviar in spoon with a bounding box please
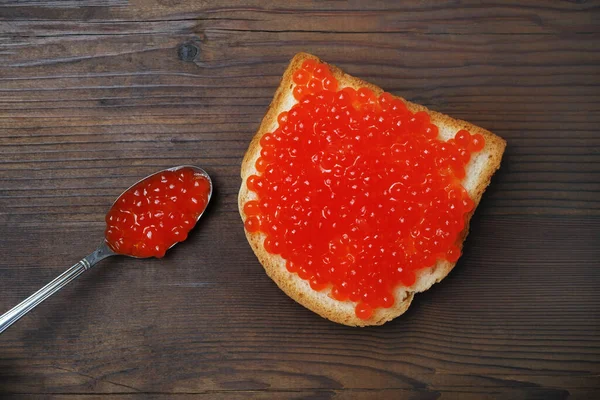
[0,166,212,334]
[105,166,212,258]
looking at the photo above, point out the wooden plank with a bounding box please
[0,1,597,35]
[1,18,598,217]
[0,216,598,395]
[4,388,600,399]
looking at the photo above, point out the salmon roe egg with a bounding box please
[243,61,485,320]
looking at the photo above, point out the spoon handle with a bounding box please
[0,243,115,334]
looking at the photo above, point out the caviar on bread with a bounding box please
[239,53,506,326]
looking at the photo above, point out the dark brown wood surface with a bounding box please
[1,1,599,399]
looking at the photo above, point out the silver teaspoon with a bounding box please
[0,165,212,334]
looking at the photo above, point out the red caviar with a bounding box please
[105,167,211,258]
[244,60,485,320]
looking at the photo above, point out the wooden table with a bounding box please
[1,2,598,399]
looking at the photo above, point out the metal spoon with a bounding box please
[0,165,212,334]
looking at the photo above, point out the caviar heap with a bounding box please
[243,59,485,320]
[105,167,211,258]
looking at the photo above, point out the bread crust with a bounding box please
[239,53,506,326]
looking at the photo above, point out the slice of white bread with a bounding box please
[239,53,506,326]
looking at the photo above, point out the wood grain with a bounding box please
[1,1,599,399]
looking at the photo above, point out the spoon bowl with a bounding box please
[107,165,213,258]
[0,165,212,334]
